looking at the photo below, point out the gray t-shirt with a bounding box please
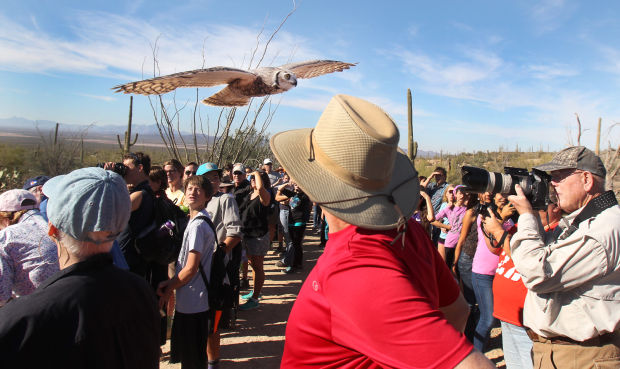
[175,210,216,314]
[206,192,242,243]
[267,171,281,186]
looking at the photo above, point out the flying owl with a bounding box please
[112,60,356,107]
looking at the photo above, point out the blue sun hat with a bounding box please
[196,162,222,176]
[42,167,131,242]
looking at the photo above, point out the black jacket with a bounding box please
[0,253,160,369]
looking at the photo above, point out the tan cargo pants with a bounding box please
[532,335,620,369]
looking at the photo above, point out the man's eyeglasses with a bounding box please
[551,169,583,183]
[185,170,196,176]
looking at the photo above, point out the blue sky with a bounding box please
[1,0,619,153]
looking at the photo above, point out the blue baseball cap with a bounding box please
[196,162,222,176]
[42,167,131,242]
[23,175,50,190]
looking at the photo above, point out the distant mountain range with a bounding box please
[0,116,438,157]
[0,116,169,137]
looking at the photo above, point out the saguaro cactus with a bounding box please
[407,89,418,162]
[117,96,138,154]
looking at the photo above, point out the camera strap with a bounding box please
[559,190,618,240]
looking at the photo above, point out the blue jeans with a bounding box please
[279,207,290,246]
[457,253,478,343]
[457,253,476,306]
[472,272,496,352]
[312,204,322,229]
[283,225,305,268]
[501,321,533,369]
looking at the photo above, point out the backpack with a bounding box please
[194,215,234,319]
[134,194,189,265]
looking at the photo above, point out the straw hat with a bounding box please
[270,94,419,230]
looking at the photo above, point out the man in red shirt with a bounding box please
[270,94,494,368]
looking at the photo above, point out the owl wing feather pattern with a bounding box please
[279,60,357,79]
[112,67,256,95]
[202,86,252,107]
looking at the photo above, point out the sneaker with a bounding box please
[242,291,259,300]
[275,260,288,268]
[239,298,259,311]
[283,267,295,274]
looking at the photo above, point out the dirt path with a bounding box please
[160,229,325,368]
[160,228,506,368]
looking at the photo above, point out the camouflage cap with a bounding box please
[534,146,606,178]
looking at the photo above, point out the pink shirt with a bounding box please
[472,216,500,275]
[435,205,467,249]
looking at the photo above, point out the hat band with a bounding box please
[309,130,390,191]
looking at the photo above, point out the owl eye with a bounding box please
[283,73,291,80]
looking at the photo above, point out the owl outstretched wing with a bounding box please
[112,67,256,95]
[279,60,357,79]
[202,86,252,107]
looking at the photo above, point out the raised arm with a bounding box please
[253,171,271,206]
[421,191,435,222]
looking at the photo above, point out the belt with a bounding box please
[526,329,618,346]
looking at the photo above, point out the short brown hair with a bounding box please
[149,166,168,191]
[123,152,151,175]
[164,159,184,173]
[184,175,213,198]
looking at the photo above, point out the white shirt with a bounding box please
[175,210,216,314]
[510,204,620,341]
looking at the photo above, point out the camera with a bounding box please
[96,162,128,177]
[473,202,501,219]
[461,166,552,210]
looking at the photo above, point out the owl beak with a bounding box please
[293,80,297,87]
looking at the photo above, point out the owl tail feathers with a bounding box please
[202,87,251,107]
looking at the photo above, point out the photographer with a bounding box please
[485,146,620,368]
[111,153,169,349]
[421,167,450,244]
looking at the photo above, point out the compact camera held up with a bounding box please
[461,166,552,210]
[96,162,129,177]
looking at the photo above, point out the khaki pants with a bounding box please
[532,336,620,369]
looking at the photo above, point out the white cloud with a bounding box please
[77,93,117,102]
[527,0,577,33]
[0,11,321,78]
[526,63,578,79]
[29,15,40,31]
[407,24,420,37]
[280,95,331,111]
[598,46,620,77]
[399,48,502,87]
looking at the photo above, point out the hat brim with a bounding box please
[197,168,223,176]
[533,162,575,173]
[270,128,419,230]
[42,174,66,201]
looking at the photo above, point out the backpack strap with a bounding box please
[194,214,219,290]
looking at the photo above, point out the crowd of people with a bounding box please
[0,149,313,368]
[0,93,618,369]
